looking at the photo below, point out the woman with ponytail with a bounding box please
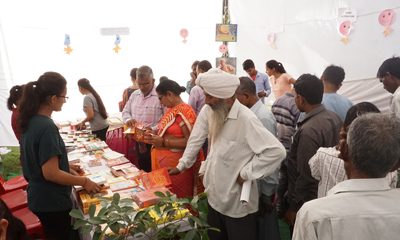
[146,80,205,198]
[7,84,24,141]
[18,72,101,240]
[266,60,296,99]
[77,78,109,141]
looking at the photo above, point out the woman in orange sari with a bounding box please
[147,80,204,198]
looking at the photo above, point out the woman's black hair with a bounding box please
[156,79,186,96]
[343,102,380,131]
[77,78,108,119]
[266,60,287,74]
[7,85,24,111]
[18,72,67,134]
[0,198,28,240]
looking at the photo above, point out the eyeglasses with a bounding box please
[57,95,69,101]
[138,83,151,88]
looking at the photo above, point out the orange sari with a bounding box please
[151,103,205,198]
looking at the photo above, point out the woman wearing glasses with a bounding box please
[18,72,101,240]
[77,78,109,141]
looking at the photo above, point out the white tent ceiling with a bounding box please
[1,0,399,146]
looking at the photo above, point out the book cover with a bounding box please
[140,168,172,190]
[109,180,138,192]
[107,176,127,184]
[105,157,130,167]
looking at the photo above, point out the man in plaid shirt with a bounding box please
[122,65,166,172]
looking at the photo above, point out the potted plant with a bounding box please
[70,191,219,240]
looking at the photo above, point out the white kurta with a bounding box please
[177,100,286,218]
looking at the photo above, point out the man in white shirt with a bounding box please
[236,77,280,240]
[293,113,400,240]
[168,68,286,240]
[377,57,400,118]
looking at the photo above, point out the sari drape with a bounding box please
[151,103,204,198]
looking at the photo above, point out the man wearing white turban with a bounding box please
[168,68,286,240]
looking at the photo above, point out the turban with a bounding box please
[195,68,240,99]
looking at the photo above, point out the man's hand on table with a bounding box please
[168,167,181,175]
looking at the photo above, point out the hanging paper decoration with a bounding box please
[180,29,188,44]
[337,8,357,45]
[379,9,396,37]
[219,44,227,53]
[267,32,275,49]
[63,34,73,55]
[339,20,352,44]
[113,34,121,53]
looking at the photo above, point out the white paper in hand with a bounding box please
[240,180,252,206]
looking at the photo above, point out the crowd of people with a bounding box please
[5,56,400,240]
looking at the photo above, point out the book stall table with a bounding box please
[63,130,190,239]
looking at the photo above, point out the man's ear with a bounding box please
[0,219,8,240]
[337,83,343,90]
[338,139,349,162]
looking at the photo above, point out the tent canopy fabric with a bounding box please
[0,0,398,146]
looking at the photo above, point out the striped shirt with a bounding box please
[122,86,165,130]
[271,92,300,150]
[309,147,398,198]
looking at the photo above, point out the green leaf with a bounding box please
[184,229,197,240]
[69,209,84,219]
[96,207,108,217]
[136,222,146,233]
[106,236,118,240]
[88,217,104,225]
[89,204,96,218]
[73,219,87,229]
[158,230,170,238]
[153,204,161,214]
[98,196,113,201]
[114,204,122,213]
[100,201,108,208]
[177,199,190,204]
[208,227,221,232]
[188,216,195,227]
[109,222,121,234]
[199,212,207,221]
[154,191,166,198]
[117,235,125,240]
[191,196,199,205]
[81,225,93,235]
[93,231,101,240]
[201,231,210,240]
[166,190,172,197]
[113,193,120,205]
[188,215,203,227]
[123,215,132,225]
[170,194,177,203]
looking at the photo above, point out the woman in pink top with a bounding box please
[266,60,296,99]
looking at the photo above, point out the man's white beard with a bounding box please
[209,99,230,143]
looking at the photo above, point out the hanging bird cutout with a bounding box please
[180,29,188,44]
[63,34,73,54]
[113,34,121,53]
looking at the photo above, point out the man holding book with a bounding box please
[122,65,165,172]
